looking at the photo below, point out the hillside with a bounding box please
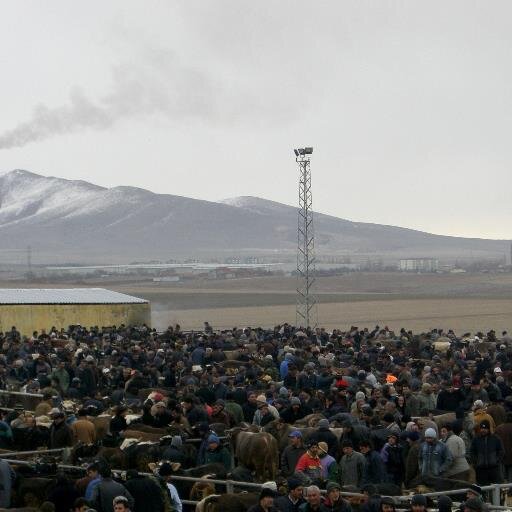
[0,170,509,263]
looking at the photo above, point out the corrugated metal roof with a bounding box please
[0,288,148,305]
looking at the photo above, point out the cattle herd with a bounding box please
[0,322,511,512]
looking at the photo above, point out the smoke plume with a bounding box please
[0,50,219,149]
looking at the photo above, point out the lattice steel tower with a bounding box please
[294,147,317,328]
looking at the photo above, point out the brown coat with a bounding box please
[486,404,507,427]
[473,409,496,433]
[405,442,420,487]
[71,419,96,445]
[495,422,512,465]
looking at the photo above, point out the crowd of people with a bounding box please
[0,322,511,512]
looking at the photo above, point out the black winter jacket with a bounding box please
[470,434,504,469]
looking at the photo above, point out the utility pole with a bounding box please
[27,246,32,276]
[294,147,317,328]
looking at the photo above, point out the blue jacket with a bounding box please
[418,440,453,477]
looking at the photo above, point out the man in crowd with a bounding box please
[470,420,504,486]
[275,478,304,512]
[281,430,306,477]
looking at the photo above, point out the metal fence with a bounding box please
[0,390,510,508]
[2,455,512,510]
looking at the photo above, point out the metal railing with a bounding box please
[0,389,43,398]
[1,456,511,510]
[0,448,65,458]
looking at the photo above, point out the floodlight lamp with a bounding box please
[294,149,299,157]
[304,147,313,155]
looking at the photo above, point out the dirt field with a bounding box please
[3,272,512,333]
[149,298,512,333]
[111,273,512,333]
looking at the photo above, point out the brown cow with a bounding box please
[263,419,343,451]
[90,415,111,440]
[189,481,216,501]
[263,420,315,451]
[197,492,259,512]
[293,413,325,427]
[231,429,278,482]
[122,430,163,443]
[125,424,168,435]
[14,477,54,508]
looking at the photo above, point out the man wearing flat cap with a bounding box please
[48,409,73,449]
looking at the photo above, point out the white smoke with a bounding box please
[0,50,219,149]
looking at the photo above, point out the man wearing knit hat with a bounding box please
[317,442,338,481]
[280,397,307,424]
[464,498,484,512]
[418,428,453,478]
[204,433,232,471]
[470,420,504,485]
[437,495,452,512]
[410,494,427,512]
[253,395,279,426]
[162,435,185,464]
[323,482,351,512]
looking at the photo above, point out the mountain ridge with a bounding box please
[0,169,509,264]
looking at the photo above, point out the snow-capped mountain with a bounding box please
[0,170,509,264]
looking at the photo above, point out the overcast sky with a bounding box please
[1,1,511,239]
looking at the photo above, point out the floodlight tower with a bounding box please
[294,147,317,328]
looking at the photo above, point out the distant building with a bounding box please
[399,258,438,273]
[0,288,150,336]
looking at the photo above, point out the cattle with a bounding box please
[124,423,167,435]
[263,420,315,451]
[433,340,451,353]
[13,477,54,508]
[373,483,402,496]
[196,492,259,512]
[293,414,325,427]
[123,429,163,443]
[431,412,474,433]
[90,414,111,440]
[189,480,216,501]
[223,350,242,361]
[230,429,278,482]
[70,441,101,465]
[208,423,229,436]
[407,475,472,500]
[170,463,228,501]
[123,423,188,437]
[263,420,342,451]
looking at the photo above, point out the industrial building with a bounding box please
[399,258,439,273]
[0,288,150,336]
